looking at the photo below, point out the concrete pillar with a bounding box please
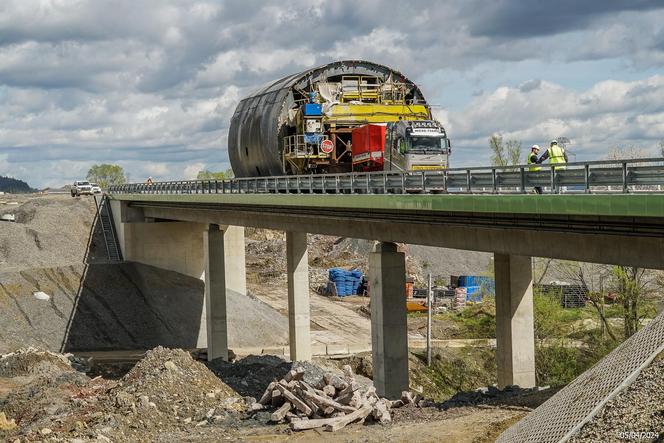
[204,224,228,361]
[369,242,408,399]
[494,253,536,388]
[223,226,247,298]
[203,225,248,361]
[286,231,311,361]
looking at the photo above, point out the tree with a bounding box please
[605,146,648,161]
[0,176,33,193]
[489,134,522,167]
[197,168,235,180]
[555,260,617,341]
[86,164,126,189]
[609,266,655,338]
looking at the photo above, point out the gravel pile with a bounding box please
[0,347,74,378]
[107,347,243,416]
[571,353,664,442]
[0,347,250,442]
[0,195,104,272]
[207,354,335,399]
[441,384,555,410]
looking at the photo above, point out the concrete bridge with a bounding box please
[108,169,664,399]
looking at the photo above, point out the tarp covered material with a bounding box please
[227,60,428,178]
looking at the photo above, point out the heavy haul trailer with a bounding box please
[228,60,451,177]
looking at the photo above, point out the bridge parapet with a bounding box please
[109,158,664,196]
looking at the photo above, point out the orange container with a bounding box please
[405,281,414,298]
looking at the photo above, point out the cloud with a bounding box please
[183,162,205,179]
[464,0,664,38]
[448,75,664,166]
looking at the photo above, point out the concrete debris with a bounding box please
[32,291,50,300]
[0,213,15,222]
[441,384,550,409]
[258,364,404,432]
[0,346,246,441]
[0,413,17,431]
[0,347,73,377]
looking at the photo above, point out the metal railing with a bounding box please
[109,158,664,196]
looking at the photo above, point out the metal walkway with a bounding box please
[95,195,122,261]
[498,311,664,443]
[109,158,664,196]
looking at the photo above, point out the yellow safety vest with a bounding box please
[549,145,566,170]
[528,154,541,171]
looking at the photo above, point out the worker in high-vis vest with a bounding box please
[538,139,568,170]
[528,145,542,194]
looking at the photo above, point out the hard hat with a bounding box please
[531,144,540,150]
[550,139,558,144]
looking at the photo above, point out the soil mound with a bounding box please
[0,347,73,378]
[109,347,243,416]
[0,347,247,442]
[207,354,371,400]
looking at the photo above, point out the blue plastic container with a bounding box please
[303,103,322,116]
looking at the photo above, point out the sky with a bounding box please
[2,1,664,187]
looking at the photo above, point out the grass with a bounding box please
[409,347,497,401]
[406,291,658,396]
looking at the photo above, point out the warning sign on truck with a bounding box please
[320,139,334,154]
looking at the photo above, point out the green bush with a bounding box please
[451,301,496,339]
[535,335,618,387]
[410,347,497,400]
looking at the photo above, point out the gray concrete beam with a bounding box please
[286,231,312,361]
[223,226,247,299]
[138,205,664,269]
[370,242,409,399]
[495,253,536,388]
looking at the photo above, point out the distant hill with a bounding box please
[0,176,34,193]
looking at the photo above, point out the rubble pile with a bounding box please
[252,364,425,432]
[441,384,552,410]
[0,347,74,378]
[103,347,245,423]
[0,347,248,442]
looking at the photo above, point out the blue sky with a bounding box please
[1,0,664,187]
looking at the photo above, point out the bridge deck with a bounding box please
[110,193,664,219]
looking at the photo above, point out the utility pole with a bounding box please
[427,273,433,366]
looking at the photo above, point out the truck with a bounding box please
[70,180,93,197]
[228,60,451,177]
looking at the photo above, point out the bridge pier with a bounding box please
[369,242,409,399]
[286,231,312,361]
[494,253,536,388]
[204,224,247,361]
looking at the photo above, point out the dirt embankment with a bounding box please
[571,352,664,442]
[0,262,289,354]
[0,195,104,272]
[0,195,290,353]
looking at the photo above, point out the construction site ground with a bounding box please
[3,193,658,441]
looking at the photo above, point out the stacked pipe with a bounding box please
[328,268,363,296]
